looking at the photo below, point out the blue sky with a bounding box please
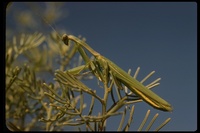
[7,2,197,131]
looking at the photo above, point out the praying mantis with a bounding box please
[60,34,173,112]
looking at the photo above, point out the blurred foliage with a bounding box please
[5,2,171,131]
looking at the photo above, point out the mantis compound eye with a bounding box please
[62,34,69,46]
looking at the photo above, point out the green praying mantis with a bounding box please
[59,34,173,112]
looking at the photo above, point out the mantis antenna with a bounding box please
[35,12,70,46]
[33,11,63,41]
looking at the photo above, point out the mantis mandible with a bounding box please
[61,34,173,112]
